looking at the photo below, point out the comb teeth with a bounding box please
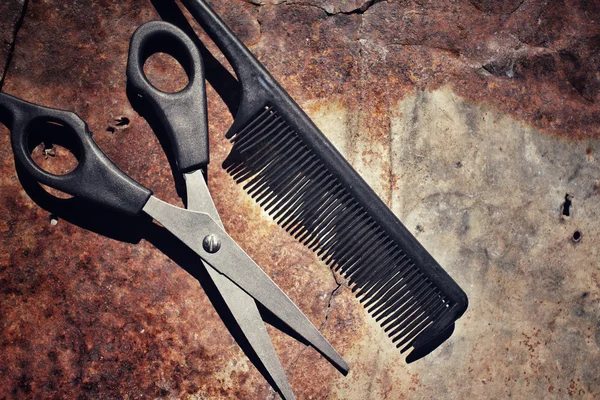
[224,105,453,358]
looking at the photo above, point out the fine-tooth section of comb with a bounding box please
[179,0,468,363]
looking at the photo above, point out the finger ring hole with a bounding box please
[143,52,189,94]
[27,119,81,198]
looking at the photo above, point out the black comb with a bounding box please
[179,0,468,362]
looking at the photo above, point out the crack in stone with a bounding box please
[255,6,263,47]
[387,99,394,207]
[319,270,343,331]
[342,0,386,15]
[277,0,384,16]
[0,0,28,92]
[511,0,527,15]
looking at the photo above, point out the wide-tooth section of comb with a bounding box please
[223,105,460,360]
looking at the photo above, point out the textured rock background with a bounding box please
[0,0,25,85]
[1,0,599,398]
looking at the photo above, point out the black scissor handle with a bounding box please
[0,92,152,216]
[127,21,209,173]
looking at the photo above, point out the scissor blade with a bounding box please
[184,170,224,226]
[184,171,295,400]
[142,195,349,373]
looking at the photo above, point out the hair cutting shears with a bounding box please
[0,20,347,400]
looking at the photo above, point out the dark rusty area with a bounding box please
[0,0,25,88]
[1,0,599,398]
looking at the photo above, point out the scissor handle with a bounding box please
[127,21,209,173]
[0,92,152,216]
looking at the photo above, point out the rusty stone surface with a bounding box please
[0,0,599,399]
[0,0,25,87]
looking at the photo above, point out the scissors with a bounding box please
[0,21,348,399]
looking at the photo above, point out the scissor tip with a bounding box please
[328,353,350,376]
[339,359,350,376]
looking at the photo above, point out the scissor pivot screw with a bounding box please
[203,234,221,253]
